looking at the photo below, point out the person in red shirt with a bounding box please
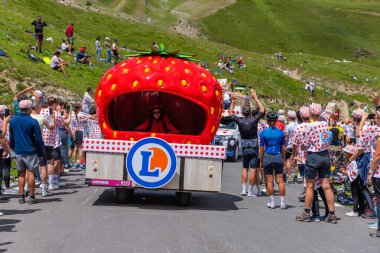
[135,105,180,134]
[275,115,286,131]
[65,23,74,55]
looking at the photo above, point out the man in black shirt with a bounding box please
[229,90,265,196]
[31,16,47,53]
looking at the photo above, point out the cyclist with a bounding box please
[259,112,286,209]
[229,90,265,196]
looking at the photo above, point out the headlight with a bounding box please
[221,135,233,140]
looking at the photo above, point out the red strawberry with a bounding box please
[96,55,223,144]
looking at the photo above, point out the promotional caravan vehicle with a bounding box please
[213,109,242,162]
[83,46,226,206]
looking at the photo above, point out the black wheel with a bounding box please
[115,188,134,204]
[176,192,191,207]
[228,145,239,162]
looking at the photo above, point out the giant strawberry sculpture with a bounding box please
[96,44,223,145]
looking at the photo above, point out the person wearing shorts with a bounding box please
[284,111,298,183]
[9,100,44,204]
[296,103,336,224]
[31,17,47,53]
[229,89,265,197]
[260,112,286,209]
[65,23,74,54]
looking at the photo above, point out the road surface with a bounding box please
[0,160,379,253]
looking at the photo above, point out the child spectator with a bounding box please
[51,50,69,77]
[341,145,364,217]
[76,47,93,66]
[87,106,101,139]
[61,40,69,52]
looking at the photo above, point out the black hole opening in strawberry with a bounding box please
[107,91,207,135]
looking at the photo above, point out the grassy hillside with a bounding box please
[201,0,380,62]
[0,0,378,113]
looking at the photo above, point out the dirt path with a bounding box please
[114,0,128,12]
[336,8,380,17]
[172,0,236,19]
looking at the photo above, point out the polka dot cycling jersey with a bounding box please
[303,121,329,152]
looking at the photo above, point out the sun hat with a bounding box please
[300,106,310,118]
[310,103,322,116]
[352,108,364,119]
[278,109,285,115]
[343,145,357,155]
[278,115,285,122]
[288,110,297,118]
[19,100,32,109]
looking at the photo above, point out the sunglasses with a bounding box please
[153,110,161,115]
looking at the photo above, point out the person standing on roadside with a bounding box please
[0,113,11,200]
[296,103,337,223]
[31,100,55,197]
[31,16,47,53]
[229,90,265,197]
[366,92,380,237]
[95,36,102,60]
[65,23,74,55]
[9,100,44,204]
[82,87,94,114]
[284,110,298,183]
[259,111,286,209]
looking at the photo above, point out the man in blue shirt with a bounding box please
[260,111,286,209]
[9,100,44,204]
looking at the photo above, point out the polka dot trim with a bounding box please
[82,139,226,159]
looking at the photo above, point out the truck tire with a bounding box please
[115,188,134,204]
[228,145,239,162]
[176,192,191,207]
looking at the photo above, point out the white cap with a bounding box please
[105,37,110,40]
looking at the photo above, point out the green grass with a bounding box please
[0,0,379,113]
[201,0,380,61]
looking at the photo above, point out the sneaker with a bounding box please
[362,212,377,219]
[310,215,321,222]
[3,189,18,195]
[262,187,267,193]
[35,181,41,187]
[325,213,338,224]
[368,222,378,229]
[296,212,311,222]
[247,191,257,197]
[256,189,262,197]
[0,192,10,200]
[58,182,66,187]
[18,195,25,204]
[0,211,3,216]
[298,196,305,202]
[280,203,287,210]
[41,190,52,197]
[79,164,86,169]
[345,211,359,217]
[64,169,70,173]
[267,202,275,209]
[28,196,37,204]
[240,190,247,196]
[48,184,59,191]
[369,230,380,237]
[72,164,79,169]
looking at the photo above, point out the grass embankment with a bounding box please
[0,0,378,111]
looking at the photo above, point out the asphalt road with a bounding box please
[1,160,379,253]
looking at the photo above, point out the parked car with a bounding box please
[213,116,241,162]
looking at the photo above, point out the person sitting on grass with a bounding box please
[61,40,69,52]
[0,49,9,57]
[76,47,93,66]
[50,50,69,77]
